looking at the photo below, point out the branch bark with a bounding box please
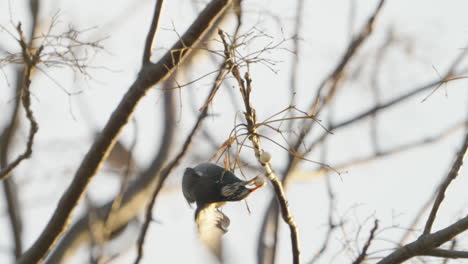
[142,0,165,65]
[133,87,211,263]
[257,1,386,261]
[423,133,468,234]
[377,215,468,264]
[0,70,24,260]
[378,133,468,264]
[219,30,301,263]
[18,1,233,263]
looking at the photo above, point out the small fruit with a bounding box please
[254,176,266,187]
[259,151,271,163]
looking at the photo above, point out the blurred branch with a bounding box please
[377,215,468,264]
[291,121,467,180]
[377,133,468,264]
[142,0,164,65]
[0,1,41,258]
[133,79,216,263]
[0,24,41,180]
[295,0,385,163]
[309,0,385,115]
[307,144,339,264]
[369,28,395,154]
[18,1,233,263]
[352,219,379,264]
[305,64,468,160]
[289,0,304,101]
[425,249,468,259]
[399,122,467,245]
[258,2,386,261]
[46,80,176,264]
[0,70,24,261]
[423,133,468,234]
[441,240,457,264]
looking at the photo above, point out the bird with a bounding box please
[182,163,265,260]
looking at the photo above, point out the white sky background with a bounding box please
[1,0,468,263]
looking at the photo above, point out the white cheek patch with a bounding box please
[221,184,238,197]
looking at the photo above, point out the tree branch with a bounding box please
[133,85,213,263]
[377,133,468,264]
[291,121,467,180]
[309,0,385,115]
[142,0,165,65]
[422,133,468,234]
[257,2,386,261]
[377,215,468,264]
[18,1,233,263]
[352,219,379,264]
[219,30,301,263]
[0,24,41,181]
[424,249,468,259]
[1,70,24,260]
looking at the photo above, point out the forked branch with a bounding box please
[219,29,301,264]
[17,1,233,263]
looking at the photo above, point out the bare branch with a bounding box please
[377,215,468,264]
[219,30,301,263]
[45,81,177,263]
[289,0,305,101]
[142,0,165,65]
[424,249,468,259]
[0,24,40,181]
[0,1,42,257]
[307,171,339,264]
[423,133,468,234]
[133,83,215,264]
[17,1,233,263]
[309,0,385,115]
[352,219,379,264]
[376,133,468,264]
[0,70,24,260]
[292,121,467,180]
[257,3,392,260]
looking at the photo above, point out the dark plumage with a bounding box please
[182,163,265,259]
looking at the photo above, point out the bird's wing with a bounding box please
[182,168,201,204]
[195,203,230,261]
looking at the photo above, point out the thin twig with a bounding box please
[0,24,41,181]
[292,121,468,180]
[0,1,42,256]
[352,219,379,264]
[284,0,385,175]
[0,71,24,260]
[133,88,213,264]
[219,30,301,263]
[309,0,386,115]
[307,144,338,264]
[289,0,305,101]
[377,133,468,264]
[304,64,468,158]
[442,240,457,264]
[133,43,231,261]
[255,5,387,256]
[422,133,468,234]
[142,0,165,65]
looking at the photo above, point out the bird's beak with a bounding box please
[244,176,266,192]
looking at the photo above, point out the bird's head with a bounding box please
[220,175,265,201]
